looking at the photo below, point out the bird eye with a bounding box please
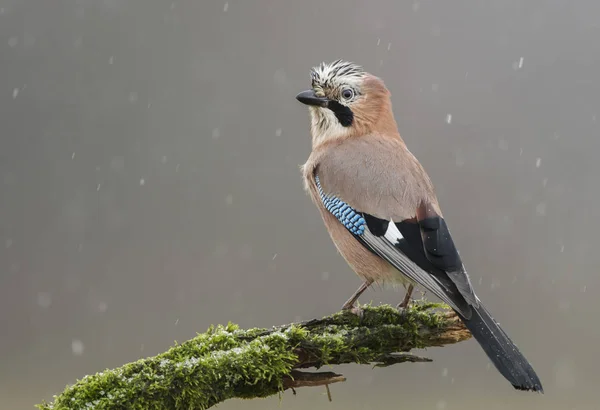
[341,88,354,100]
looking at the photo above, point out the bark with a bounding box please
[37,303,471,410]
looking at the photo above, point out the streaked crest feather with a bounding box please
[310,59,365,89]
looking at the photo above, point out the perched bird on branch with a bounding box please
[295,59,543,393]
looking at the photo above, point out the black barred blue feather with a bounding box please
[315,175,366,235]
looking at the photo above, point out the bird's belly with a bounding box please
[320,209,413,287]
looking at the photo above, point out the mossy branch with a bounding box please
[37,302,471,410]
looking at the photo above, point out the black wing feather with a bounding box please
[415,215,478,306]
[362,213,473,317]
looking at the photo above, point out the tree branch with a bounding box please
[37,302,471,410]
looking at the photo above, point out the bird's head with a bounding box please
[296,59,397,145]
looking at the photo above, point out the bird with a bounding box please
[295,59,543,393]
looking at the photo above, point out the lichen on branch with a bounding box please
[37,302,471,410]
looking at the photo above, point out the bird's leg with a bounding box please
[397,284,415,310]
[341,280,373,315]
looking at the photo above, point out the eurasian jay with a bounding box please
[295,59,543,392]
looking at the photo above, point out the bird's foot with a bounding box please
[396,284,414,310]
[341,302,364,319]
[396,299,411,310]
[396,304,409,321]
[396,284,415,319]
[340,280,372,318]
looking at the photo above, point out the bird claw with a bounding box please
[396,305,409,320]
[396,298,411,320]
[350,305,364,318]
[396,300,411,310]
[396,284,414,312]
[341,303,364,319]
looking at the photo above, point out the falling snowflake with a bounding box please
[512,57,525,70]
[71,339,85,356]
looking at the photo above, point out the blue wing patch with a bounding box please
[315,175,366,235]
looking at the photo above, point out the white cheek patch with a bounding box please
[310,107,350,144]
[384,220,404,244]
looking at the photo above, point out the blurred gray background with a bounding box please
[1,0,598,409]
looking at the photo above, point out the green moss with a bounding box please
[37,303,460,410]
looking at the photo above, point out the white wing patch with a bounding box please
[384,220,404,244]
[361,230,468,316]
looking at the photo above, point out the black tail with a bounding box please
[462,302,543,392]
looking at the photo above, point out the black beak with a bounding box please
[295,90,330,107]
